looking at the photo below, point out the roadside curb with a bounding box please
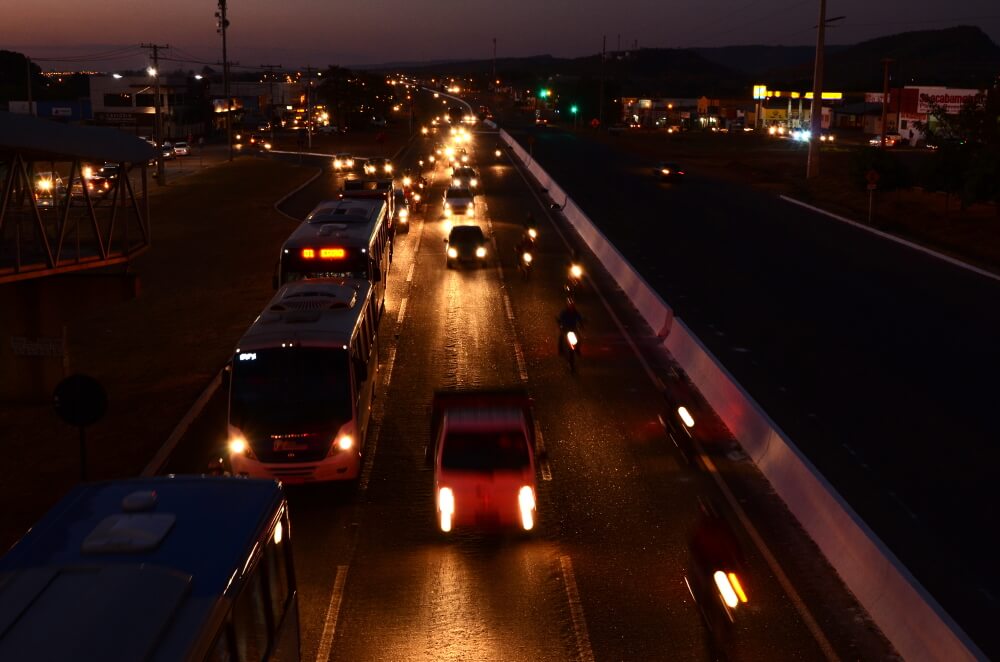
[273,169,323,222]
[779,195,1000,284]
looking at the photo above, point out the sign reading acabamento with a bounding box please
[10,336,64,357]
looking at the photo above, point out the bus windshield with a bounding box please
[231,347,352,428]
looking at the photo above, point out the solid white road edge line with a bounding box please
[780,194,1000,284]
[315,564,350,662]
[273,169,324,222]
[510,145,838,660]
[559,555,596,662]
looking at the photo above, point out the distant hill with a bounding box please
[693,45,841,76]
[381,26,1000,96]
[766,26,1000,90]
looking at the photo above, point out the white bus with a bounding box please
[227,278,378,483]
[275,198,390,318]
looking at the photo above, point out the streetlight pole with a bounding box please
[25,56,35,117]
[216,0,232,161]
[806,0,827,179]
[879,58,894,148]
[141,43,169,186]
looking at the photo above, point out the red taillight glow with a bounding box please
[301,248,316,259]
[320,248,346,259]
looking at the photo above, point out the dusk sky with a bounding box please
[4,0,999,71]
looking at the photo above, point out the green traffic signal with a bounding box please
[539,89,550,99]
[570,105,579,114]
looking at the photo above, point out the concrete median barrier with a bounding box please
[500,128,985,662]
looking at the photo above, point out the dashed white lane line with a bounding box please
[315,565,349,662]
[559,555,596,662]
[405,261,415,282]
[397,297,408,324]
[383,347,397,387]
[534,425,553,481]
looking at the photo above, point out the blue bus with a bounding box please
[0,476,299,662]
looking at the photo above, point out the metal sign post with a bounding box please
[53,374,108,481]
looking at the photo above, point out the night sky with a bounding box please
[5,0,999,70]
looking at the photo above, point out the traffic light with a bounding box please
[539,89,550,99]
[570,105,579,114]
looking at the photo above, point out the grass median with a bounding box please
[0,157,316,551]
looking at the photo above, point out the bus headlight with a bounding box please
[336,435,354,451]
[448,247,458,258]
[518,485,536,530]
[438,487,455,532]
[476,247,486,258]
[228,433,256,459]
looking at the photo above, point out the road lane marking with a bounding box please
[383,347,397,387]
[358,421,380,493]
[513,341,528,382]
[315,565,350,662]
[405,261,415,282]
[534,425,552,481]
[397,297,408,324]
[559,555,596,662]
[510,147,838,661]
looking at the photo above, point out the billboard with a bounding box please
[914,87,985,114]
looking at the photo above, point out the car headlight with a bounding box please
[403,176,412,187]
[466,205,474,216]
[453,178,460,187]
[518,486,535,530]
[399,208,409,219]
[470,178,477,187]
[448,247,458,258]
[347,159,354,168]
[384,164,393,173]
[662,168,670,175]
[476,246,486,258]
[438,487,455,532]
[334,159,342,168]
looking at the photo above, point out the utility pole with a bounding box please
[141,43,169,186]
[492,38,497,92]
[216,0,232,161]
[304,66,314,151]
[260,63,282,139]
[598,35,606,127]
[806,0,827,179]
[25,56,35,117]
[879,58,894,148]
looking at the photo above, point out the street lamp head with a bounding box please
[112,73,123,79]
[194,74,203,80]
[147,66,157,77]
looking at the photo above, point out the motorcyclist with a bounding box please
[556,298,584,352]
[687,498,747,615]
[523,212,538,241]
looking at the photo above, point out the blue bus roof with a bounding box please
[0,476,285,661]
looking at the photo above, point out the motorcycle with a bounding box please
[495,148,503,159]
[559,328,580,373]
[684,564,749,649]
[565,262,584,296]
[518,249,534,280]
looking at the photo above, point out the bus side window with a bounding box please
[232,565,271,662]
[365,298,377,334]
[362,308,374,360]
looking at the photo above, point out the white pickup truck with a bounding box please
[429,389,539,533]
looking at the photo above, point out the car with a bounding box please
[173,141,190,156]
[365,157,393,176]
[333,153,355,171]
[162,142,175,159]
[318,125,339,135]
[393,190,411,234]
[654,161,685,181]
[33,172,66,206]
[443,187,475,220]
[430,389,538,533]
[352,157,370,173]
[444,225,488,268]
[869,134,902,147]
[451,166,480,189]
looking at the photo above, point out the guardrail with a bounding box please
[500,128,986,662]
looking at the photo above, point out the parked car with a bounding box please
[173,141,190,156]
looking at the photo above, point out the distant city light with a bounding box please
[146,66,157,77]
[112,73,123,79]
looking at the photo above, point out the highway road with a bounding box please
[498,119,1000,657]
[160,96,894,660]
